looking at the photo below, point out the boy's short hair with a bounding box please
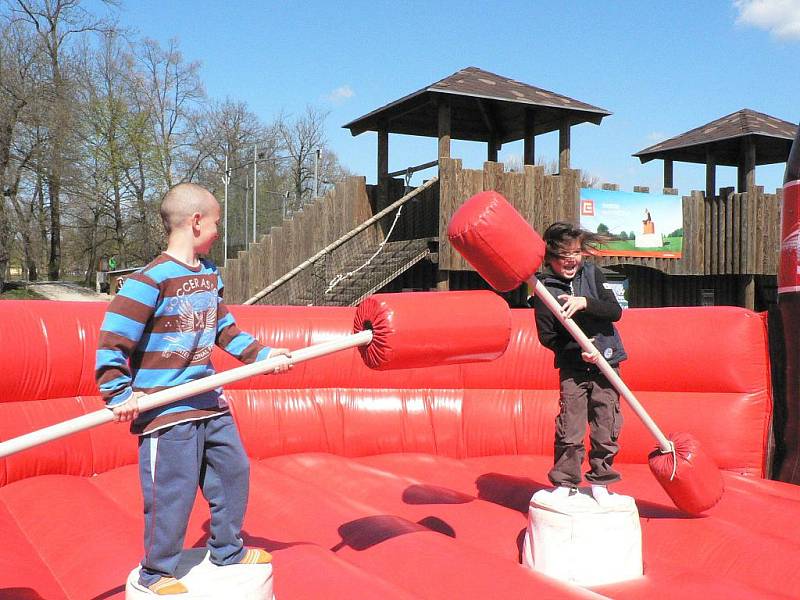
[160,183,214,234]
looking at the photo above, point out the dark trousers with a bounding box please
[137,413,250,586]
[548,367,623,487]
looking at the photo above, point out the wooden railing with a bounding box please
[244,177,438,305]
[220,176,374,303]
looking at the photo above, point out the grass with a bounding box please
[603,236,683,252]
[0,284,44,300]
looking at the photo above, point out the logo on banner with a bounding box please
[580,199,595,216]
[779,181,800,294]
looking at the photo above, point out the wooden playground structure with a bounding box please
[220,68,791,313]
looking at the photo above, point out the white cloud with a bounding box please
[325,85,354,104]
[647,131,666,142]
[734,0,800,40]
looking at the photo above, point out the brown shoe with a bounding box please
[238,548,272,564]
[146,576,188,595]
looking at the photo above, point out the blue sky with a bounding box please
[103,0,799,194]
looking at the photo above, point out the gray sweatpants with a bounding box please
[137,413,250,587]
[548,367,623,487]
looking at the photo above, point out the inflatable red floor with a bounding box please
[0,301,798,599]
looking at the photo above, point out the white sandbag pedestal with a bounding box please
[522,489,643,587]
[125,549,275,599]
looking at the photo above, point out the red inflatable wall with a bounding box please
[0,301,773,487]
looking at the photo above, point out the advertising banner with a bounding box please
[579,188,683,258]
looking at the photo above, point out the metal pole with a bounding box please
[223,153,229,267]
[244,174,249,246]
[314,148,320,199]
[253,144,258,243]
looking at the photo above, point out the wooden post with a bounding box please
[737,136,756,193]
[487,135,498,162]
[558,118,571,172]
[664,159,674,189]
[436,269,449,291]
[377,127,389,211]
[524,110,535,166]
[438,99,451,160]
[740,274,755,310]
[705,147,716,199]
[745,138,756,193]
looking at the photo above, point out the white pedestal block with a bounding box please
[634,233,662,248]
[522,489,642,587]
[125,549,275,599]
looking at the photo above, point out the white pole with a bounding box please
[253,144,258,244]
[223,153,229,267]
[531,278,671,452]
[0,330,374,459]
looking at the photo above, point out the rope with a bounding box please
[325,205,404,294]
[668,441,678,480]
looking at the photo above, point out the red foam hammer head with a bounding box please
[648,432,724,515]
[354,291,511,370]
[447,191,545,292]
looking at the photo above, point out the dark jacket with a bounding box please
[531,262,627,371]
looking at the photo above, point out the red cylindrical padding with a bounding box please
[648,432,724,515]
[447,191,546,292]
[353,291,511,370]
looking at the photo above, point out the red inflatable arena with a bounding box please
[0,299,798,599]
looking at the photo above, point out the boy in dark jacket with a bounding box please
[530,222,628,507]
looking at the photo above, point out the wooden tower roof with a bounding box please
[343,66,611,143]
[634,109,797,166]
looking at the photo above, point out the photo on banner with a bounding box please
[579,189,683,258]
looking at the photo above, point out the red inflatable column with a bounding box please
[778,124,800,483]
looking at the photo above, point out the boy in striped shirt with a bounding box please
[96,183,291,595]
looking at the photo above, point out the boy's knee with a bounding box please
[228,452,250,480]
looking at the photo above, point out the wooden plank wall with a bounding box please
[435,158,781,278]
[438,158,580,271]
[221,159,782,305]
[220,176,374,303]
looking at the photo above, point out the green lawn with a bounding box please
[603,236,683,252]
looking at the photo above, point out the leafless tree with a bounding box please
[0,2,353,286]
[9,0,116,279]
[277,106,328,209]
[74,30,131,270]
[0,19,46,288]
[129,37,204,190]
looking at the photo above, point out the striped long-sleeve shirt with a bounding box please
[95,253,271,434]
